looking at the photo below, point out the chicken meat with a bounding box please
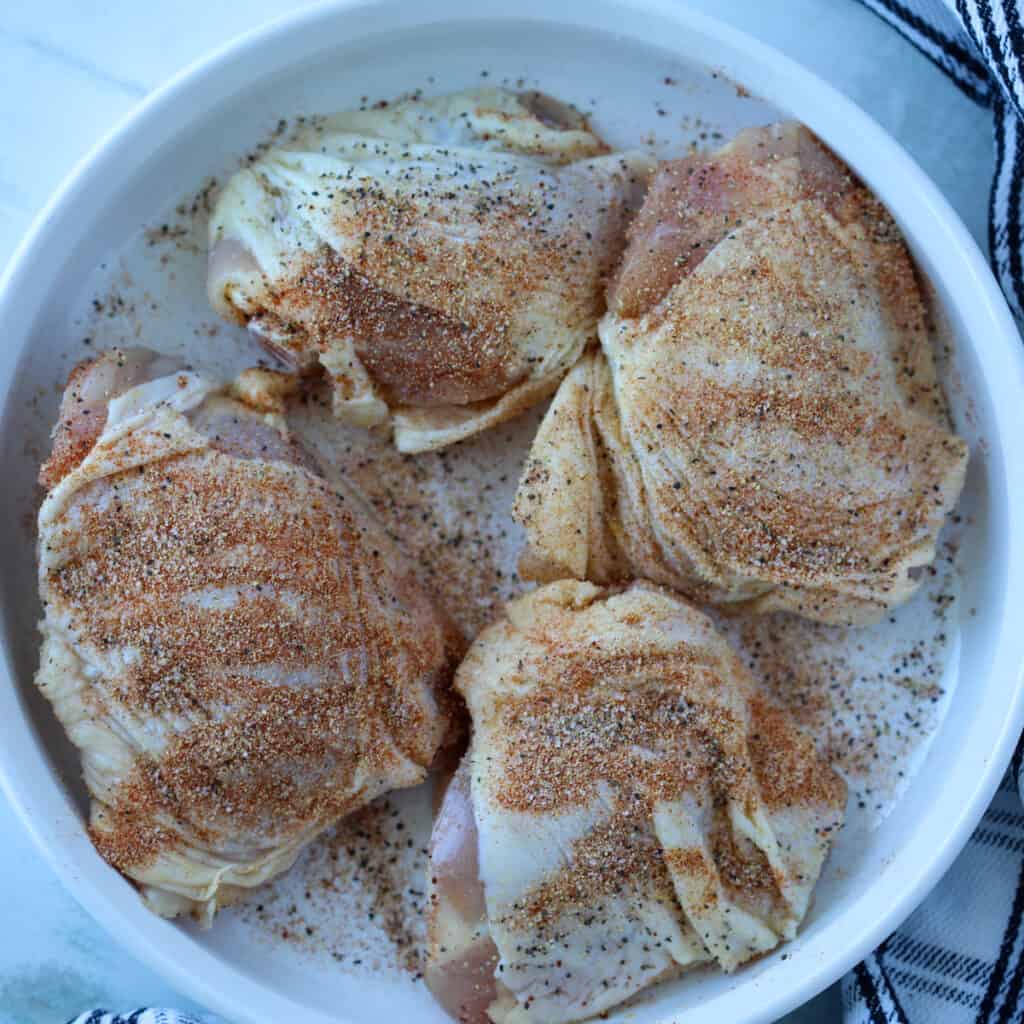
[36,348,460,922]
[208,88,652,452]
[514,123,969,625]
[424,580,846,1024]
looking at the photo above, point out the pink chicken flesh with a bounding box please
[425,763,501,1024]
[40,348,314,491]
[608,122,854,319]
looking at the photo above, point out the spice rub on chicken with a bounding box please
[425,581,845,1024]
[36,348,461,923]
[514,122,969,625]
[208,88,652,452]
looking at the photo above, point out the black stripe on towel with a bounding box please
[855,958,894,1024]
[875,940,912,1023]
[866,0,992,102]
[976,857,1024,1022]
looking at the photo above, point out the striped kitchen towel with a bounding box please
[67,1014,214,1024]
[859,0,1024,321]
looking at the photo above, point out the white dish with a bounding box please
[1,2,1023,1023]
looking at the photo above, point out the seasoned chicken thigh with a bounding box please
[208,88,652,452]
[515,123,969,624]
[36,349,459,922]
[425,581,845,1024]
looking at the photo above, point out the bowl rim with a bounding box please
[2,2,1023,1022]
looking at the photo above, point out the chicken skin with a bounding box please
[515,123,968,625]
[425,581,845,1024]
[36,348,460,922]
[208,88,652,452]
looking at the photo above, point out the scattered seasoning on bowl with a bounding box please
[288,382,533,640]
[232,791,433,977]
[717,530,963,825]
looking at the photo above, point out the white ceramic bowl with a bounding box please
[2,2,1023,1022]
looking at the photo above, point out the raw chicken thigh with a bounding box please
[36,349,460,922]
[514,123,969,625]
[208,88,652,452]
[425,581,845,1024]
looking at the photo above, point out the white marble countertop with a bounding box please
[0,1,993,1021]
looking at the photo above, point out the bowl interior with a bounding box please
[1,4,1022,1024]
